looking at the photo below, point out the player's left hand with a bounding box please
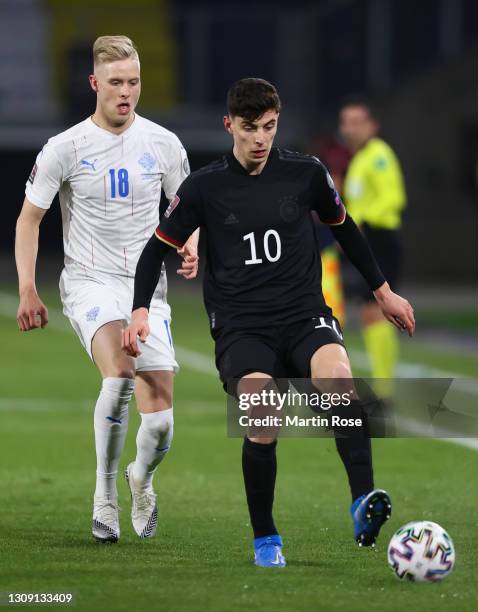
[177,241,199,280]
[122,308,150,357]
[373,282,415,336]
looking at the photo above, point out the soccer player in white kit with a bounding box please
[15,36,198,543]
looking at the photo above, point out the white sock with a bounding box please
[132,408,174,490]
[94,377,134,498]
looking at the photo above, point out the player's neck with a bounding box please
[232,146,269,175]
[91,110,136,135]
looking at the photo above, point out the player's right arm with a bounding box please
[15,198,49,330]
[16,144,62,331]
[123,175,203,356]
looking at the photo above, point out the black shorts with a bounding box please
[212,314,346,394]
[357,224,402,302]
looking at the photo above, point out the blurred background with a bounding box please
[1,0,477,320]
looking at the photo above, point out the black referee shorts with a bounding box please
[358,224,402,302]
[212,314,346,395]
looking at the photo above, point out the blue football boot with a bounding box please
[351,489,392,547]
[254,534,286,567]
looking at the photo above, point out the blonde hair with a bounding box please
[93,35,139,66]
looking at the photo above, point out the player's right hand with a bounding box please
[122,308,150,357]
[17,288,49,331]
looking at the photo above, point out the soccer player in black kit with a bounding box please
[123,79,415,568]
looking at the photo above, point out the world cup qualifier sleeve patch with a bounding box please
[164,195,180,218]
[28,163,38,184]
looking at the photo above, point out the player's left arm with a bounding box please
[162,136,199,279]
[123,237,173,356]
[331,215,415,335]
[311,160,415,336]
[372,281,415,336]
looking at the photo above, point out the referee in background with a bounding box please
[339,98,406,385]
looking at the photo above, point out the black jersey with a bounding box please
[156,148,346,329]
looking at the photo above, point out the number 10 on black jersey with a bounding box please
[243,230,282,265]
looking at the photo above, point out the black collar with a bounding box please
[227,147,278,177]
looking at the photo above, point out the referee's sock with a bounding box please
[242,437,278,538]
[333,400,374,502]
[363,320,398,384]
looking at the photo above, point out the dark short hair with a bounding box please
[340,95,375,118]
[227,78,281,121]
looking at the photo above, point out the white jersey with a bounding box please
[25,114,189,299]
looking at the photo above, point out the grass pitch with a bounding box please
[1,287,477,611]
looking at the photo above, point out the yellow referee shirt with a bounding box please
[343,137,406,230]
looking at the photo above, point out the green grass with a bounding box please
[1,287,477,611]
[415,307,478,334]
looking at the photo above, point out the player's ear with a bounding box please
[89,74,99,93]
[223,115,233,135]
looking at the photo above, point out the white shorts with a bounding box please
[59,266,178,373]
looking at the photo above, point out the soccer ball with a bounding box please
[387,521,455,582]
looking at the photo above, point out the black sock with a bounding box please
[242,437,278,538]
[333,400,374,502]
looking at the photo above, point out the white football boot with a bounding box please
[92,495,120,543]
[125,463,158,539]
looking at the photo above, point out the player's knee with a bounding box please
[102,376,135,394]
[330,361,353,380]
[238,373,273,397]
[135,371,173,410]
[108,366,136,380]
[97,377,135,421]
[140,408,174,437]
